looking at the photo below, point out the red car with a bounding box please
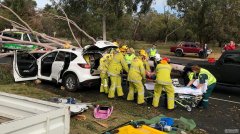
[170,42,212,58]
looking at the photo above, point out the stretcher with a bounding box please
[144,79,206,112]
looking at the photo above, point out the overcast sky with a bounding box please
[35,0,168,13]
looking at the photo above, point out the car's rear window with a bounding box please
[71,53,77,61]
[183,44,190,47]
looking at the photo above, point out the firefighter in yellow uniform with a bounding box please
[127,56,146,104]
[108,45,129,98]
[98,54,111,94]
[152,57,175,110]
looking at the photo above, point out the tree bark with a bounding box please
[102,15,106,41]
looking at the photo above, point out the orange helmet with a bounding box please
[162,57,170,63]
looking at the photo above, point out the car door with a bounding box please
[183,44,190,53]
[218,53,240,84]
[39,51,58,79]
[51,51,67,82]
[13,51,37,82]
[190,44,199,53]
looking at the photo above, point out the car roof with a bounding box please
[52,48,83,54]
[223,49,240,54]
[2,31,23,34]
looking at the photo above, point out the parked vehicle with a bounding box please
[186,50,240,87]
[170,42,212,58]
[0,29,53,52]
[0,29,38,52]
[13,41,117,92]
[0,92,70,134]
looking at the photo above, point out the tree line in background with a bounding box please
[0,0,240,47]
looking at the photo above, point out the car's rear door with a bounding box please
[13,51,37,82]
[51,51,72,82]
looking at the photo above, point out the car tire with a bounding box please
[63,74,80,92]
[175,50,183,57]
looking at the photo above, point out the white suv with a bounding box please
[13,41,117,91]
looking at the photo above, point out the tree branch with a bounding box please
[0,3,35,34]
[58,6,81,48]
[42,11,96,43]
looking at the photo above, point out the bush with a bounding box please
[0,64,14,84]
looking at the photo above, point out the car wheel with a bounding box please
[63,74,79,92]
[175,50,183,57]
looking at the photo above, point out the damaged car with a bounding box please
[13,41,117,92]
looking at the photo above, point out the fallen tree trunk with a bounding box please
[0,52,13,58]
[0,35,56,50]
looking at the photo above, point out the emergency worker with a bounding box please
[127,56,146,104]
[187,65,217,108]
[152,57,175,110]
[98,54,111,94]
[125,48,136,66]
[108,45,129,98]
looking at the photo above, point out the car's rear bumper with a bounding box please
[80,78,101,87]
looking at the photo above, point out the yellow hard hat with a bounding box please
[64,42,71,49]
[139,49,146,56]
[113,42,119,46]
[120,45,128,52]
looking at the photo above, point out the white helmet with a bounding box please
[155,53,161,61]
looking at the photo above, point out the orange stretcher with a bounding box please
[117,125,167,134]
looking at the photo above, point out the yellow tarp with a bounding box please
[117,125,167,134]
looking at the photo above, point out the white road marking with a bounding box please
[209,97,240,104]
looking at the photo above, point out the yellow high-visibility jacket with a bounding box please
[108,52,129,76]
[155,63,172,85]
[127,57,146,83]
[98,57,109,74]
[143,60,151,72]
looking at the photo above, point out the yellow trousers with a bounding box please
[127,82,145,104]
[108,76,124,98]
[152,84,175,109]
[100,73,109,94]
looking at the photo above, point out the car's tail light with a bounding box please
[78,63,91,69]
